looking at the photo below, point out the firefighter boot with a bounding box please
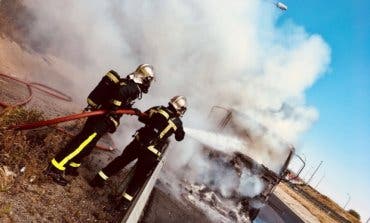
[44,165,68,186]
[89,174,105,188]
[115,197,131,213]
[116,191,134,213]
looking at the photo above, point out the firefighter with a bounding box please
[45,64,155,186]
[89,96,187,209]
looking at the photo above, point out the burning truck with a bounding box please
[178,106,295,222]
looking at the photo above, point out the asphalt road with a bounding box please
[256,204,285,223]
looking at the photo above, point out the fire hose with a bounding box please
[0,73,141,151]
[8,109,143,131]
[0,73,72,108]
[8,109,146,151]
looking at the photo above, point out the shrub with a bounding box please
[348,209,360,220]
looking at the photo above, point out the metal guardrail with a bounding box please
[120,145,169,223]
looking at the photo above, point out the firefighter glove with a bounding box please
[104,115,119,133]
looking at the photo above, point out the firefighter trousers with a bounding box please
[101,139,159,199]
[51,116,112,171]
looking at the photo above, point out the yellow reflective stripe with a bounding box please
[87,98,97,107]
[52,158,65,171]
[120,81,127,86]
[98,171,109,180]
[112,99,122,106]
[109,117,119,127]
[160,119,177,138]
[57,133,97,169]
[169,120,177,131]
[147,145,161,157]
[157,109,169,119]
[122,192,133,201]
[106,72,119,83]
[69,162,81,168]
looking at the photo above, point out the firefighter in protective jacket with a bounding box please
[89,96,187,208]
[46,64,155,186]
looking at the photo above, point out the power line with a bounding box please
[314,172,325,189]
[307,161,323,184]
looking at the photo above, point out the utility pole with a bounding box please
[303,165,313,180]
[314,173,325,189]
[307,161,323,184]
[343,193,351,209]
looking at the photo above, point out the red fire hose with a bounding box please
[0,73,72,108]
[28,82,72,101]
[9,109,139,130]
[0,73,34,108]
[8,109,146,151]
[0,73,142,151]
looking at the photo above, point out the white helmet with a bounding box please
[128,64,155,93]
[169,95,187,117]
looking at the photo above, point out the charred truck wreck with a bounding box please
[182,106,294,222]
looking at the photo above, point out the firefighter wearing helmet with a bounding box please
[89,96,187,210]
[45,64,155,186]
[128,64,155,94]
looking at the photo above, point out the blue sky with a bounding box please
[281,0,369,220]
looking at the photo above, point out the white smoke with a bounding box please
[182,126,281,200]
[239,169,265,198]
[17,0,330,219]
[20,0,330,141]
[184,127,247,155]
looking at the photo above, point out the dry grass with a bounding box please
[280,183,336,223]
[299,184,360,223]
[0,166,16,192]
[0,107,63,184]
[0,203,12,218]
[280,182,360,223]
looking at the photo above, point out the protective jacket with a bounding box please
[105,78,141,131]
[88,70,141,132]
[87,70,141,111]
[87,70,121,110]
[135,105,185,154]
[91,104,185,202]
